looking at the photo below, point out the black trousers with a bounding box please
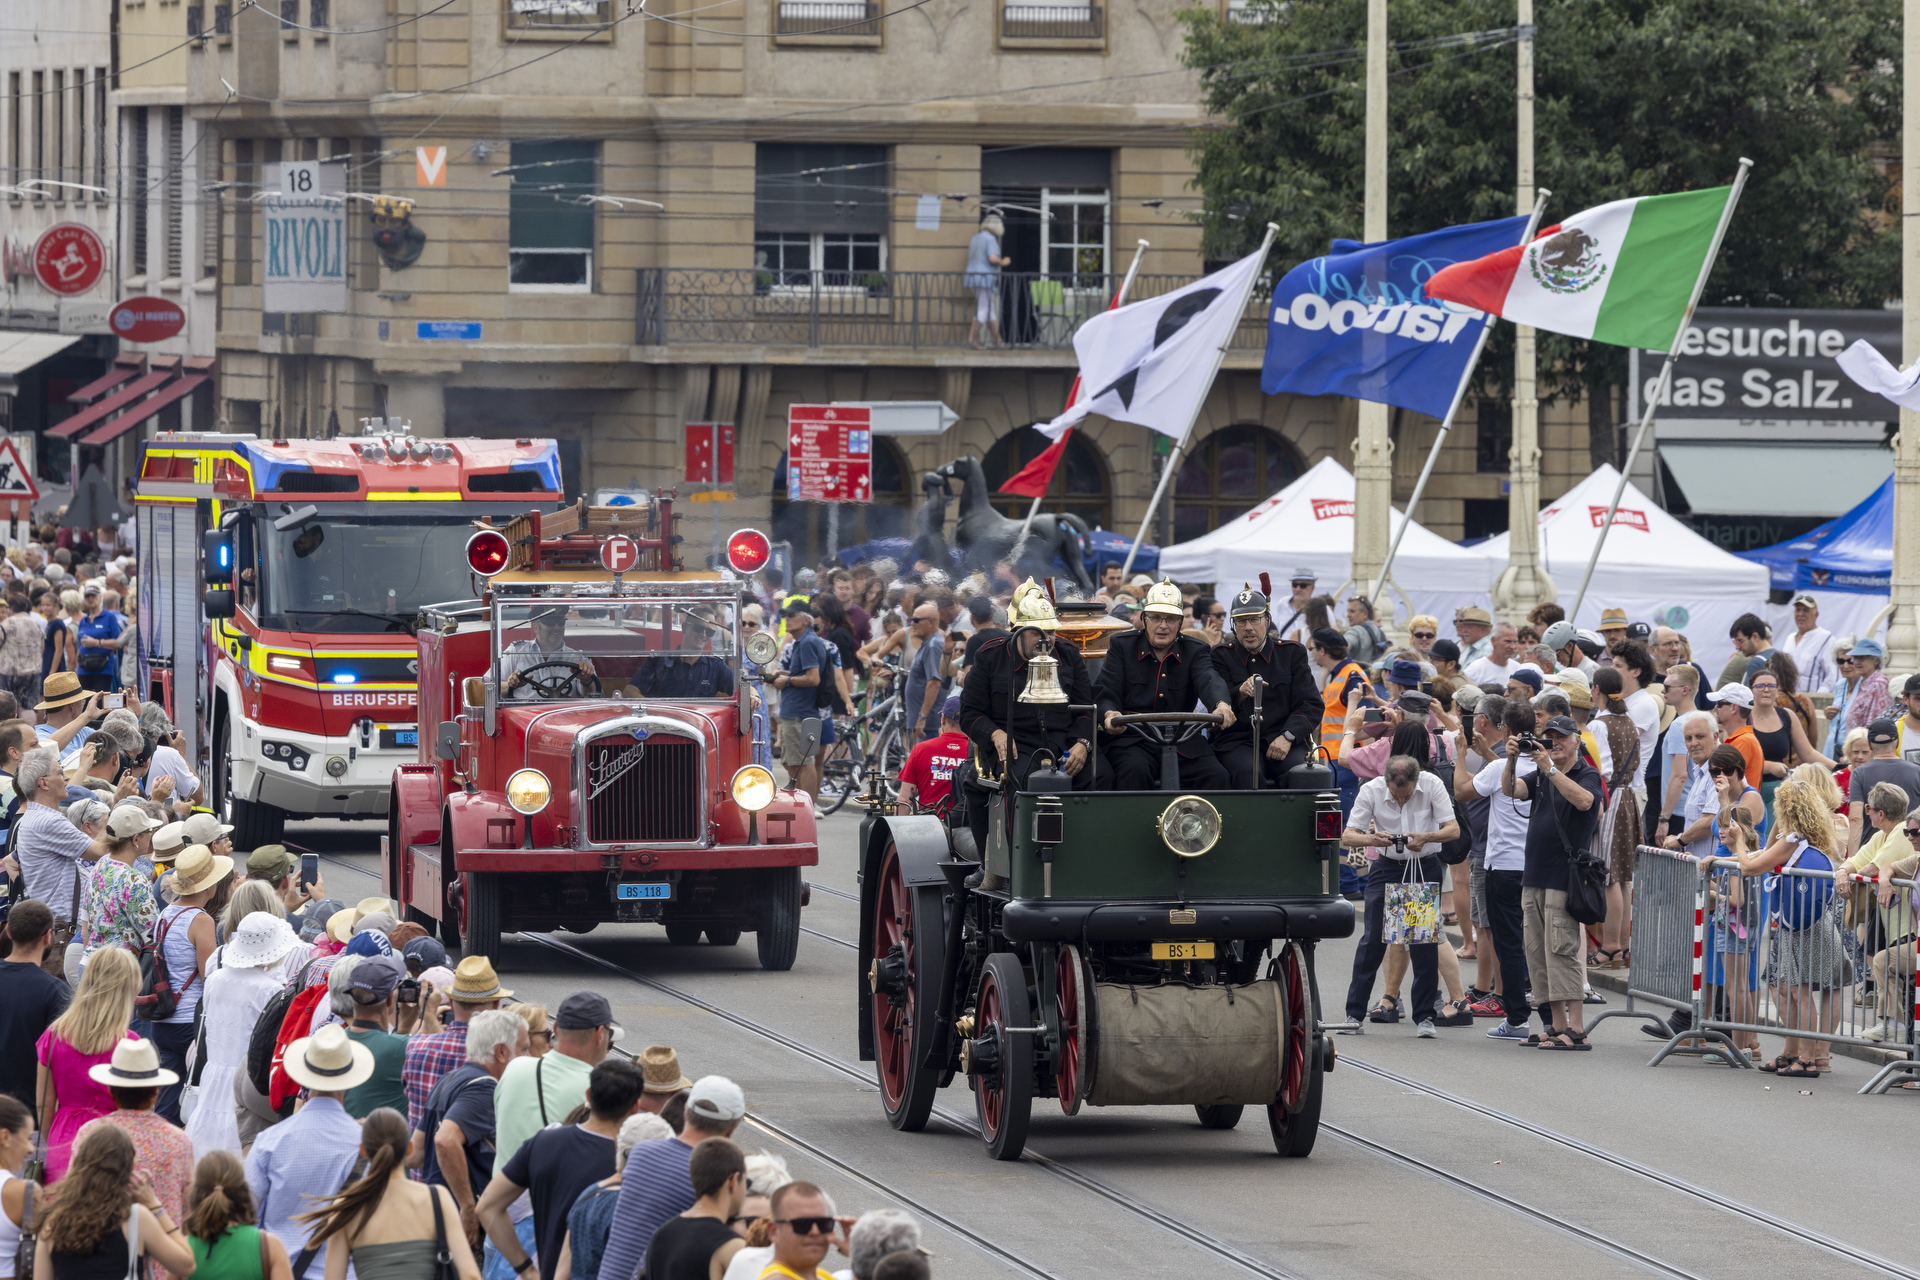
[1483,868,1534,1026]
[1217,740,1310,789]
[1345,854,1442,1023]
[963,746,1101,856]
[1104,737,1230,791]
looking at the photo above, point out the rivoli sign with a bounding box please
[262,161,347,313]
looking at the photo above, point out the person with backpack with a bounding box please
[1732,780,1850,1079]
[148,844,233,1123]
[244,1025,374,1280]
[186,914,303,1160]
[72,1038,194,1223]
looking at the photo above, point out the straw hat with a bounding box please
[282,1024,376,1093]
[353,896,395,927]
[448,955,512,1002]
[637,1045,693,1094]
[35,672,89,712]
[87,1037,179,1088]
[226,912,302,969]
[325,907,359,945]
[171,844,235,896]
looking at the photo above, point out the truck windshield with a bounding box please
[492,598,741,703]
[257,513,487,633]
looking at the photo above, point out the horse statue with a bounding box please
[909,471,953,571]
[933,456,1096,591]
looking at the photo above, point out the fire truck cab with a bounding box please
[134,430,563,847]
[386,497,816,968]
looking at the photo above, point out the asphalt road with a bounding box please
[289,808,1920,1280]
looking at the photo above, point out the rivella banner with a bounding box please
[1639,306,1898,421]
[262,161,347,314]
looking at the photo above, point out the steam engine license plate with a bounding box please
[613,882,673,901]
[1152,941,1215,961]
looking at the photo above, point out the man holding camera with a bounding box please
[1339,755,1460,1039]
[1501,714,1600,1049]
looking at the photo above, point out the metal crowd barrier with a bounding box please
[1592,845,1920,1094]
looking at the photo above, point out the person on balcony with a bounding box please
[965,213,1010,350]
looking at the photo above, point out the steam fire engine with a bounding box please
[134,430,564,846]
[384,497,815,967]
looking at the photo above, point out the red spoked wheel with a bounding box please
[1056,945,1089,1115]
[870,843,944,1132]
[970,953,1033,1161]
[1267,940,1324,1157]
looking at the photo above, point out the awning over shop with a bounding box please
[0,332,81,379]
[1660,440,1892,519]
[48,361,181,440]
[80,374,207,445]
[68,358,147,405]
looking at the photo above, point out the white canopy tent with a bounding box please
[1159,456,1496,630]
[1469,464,1768,662]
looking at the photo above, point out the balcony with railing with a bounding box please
[635,268,1267,357]
[1000,1,1104,44]
[775,0,882,39]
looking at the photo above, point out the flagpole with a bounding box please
[1570,158,1753,618]
[1009,239,1150,566]
[1369,190,1551,605]
[1122,222,1279,579]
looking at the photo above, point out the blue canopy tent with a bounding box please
[1741,476,1891,595]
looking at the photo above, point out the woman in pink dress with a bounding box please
[34,947,139,1182]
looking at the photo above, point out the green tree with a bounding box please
[1180,0,1900,462]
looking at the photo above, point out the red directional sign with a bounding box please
[601,536,640,573]
[33,224,106,296]
[786,405,872,504]
[110,297,186,344]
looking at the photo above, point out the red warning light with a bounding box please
[726,529,771,574]
[1314,808,1343,842]
[466,529,511,577]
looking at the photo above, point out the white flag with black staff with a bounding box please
[1036,224,1279,577]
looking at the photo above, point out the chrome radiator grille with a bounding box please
[586,735,701,843]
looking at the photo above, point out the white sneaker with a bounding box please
[1864,1022,1908,1042]
[1336,1022,1365,1036]
[1416,1019,1437,1039]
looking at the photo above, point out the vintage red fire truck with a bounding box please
[134,429,564,846]
[384,497,816,967]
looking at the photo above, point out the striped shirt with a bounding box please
[593,1139,694,1280]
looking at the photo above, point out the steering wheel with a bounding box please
[1107,711,1222,749]
[511,660,603,699]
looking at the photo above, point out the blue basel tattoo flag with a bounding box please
[1262,215,1532,418]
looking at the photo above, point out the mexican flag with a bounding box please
[1425,186,1734,353]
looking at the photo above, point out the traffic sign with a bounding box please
[787,405,872,503]
[601,536,640,573]
[684,422,735,485]
[0,437,41,501]
[415,146,447,187]
[33,223,105,296]
[111,297,186,344]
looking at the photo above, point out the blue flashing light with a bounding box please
[330,672,357,685]
[217,544,231,569]
[605,495,636,506]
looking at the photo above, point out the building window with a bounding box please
[770,436,912,565]
[7,74,18,189]
[130,107,149,276]
[982,427,1111,531]
[506,0,615,31]
[1042,187,1108,284]
[1001,0,1104,40]
[508,139,595,292]
[164,106,183,278]
[31,72,43,190]
[1475,400,1511,474]
[92,70,105,193]
[200,146,220,277]
[775,0,880,36]
[233,138,253,286]
[754,142,888,287]
[50,71,64,195]
[1172,424,1303,542]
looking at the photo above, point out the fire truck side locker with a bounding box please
[136,493,212,776]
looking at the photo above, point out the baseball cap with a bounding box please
[299,898,344,942]
[1543,666,1591,691]
[1541,715,1579,738]
[1310,626,1345,649]
[1791,592,1818,609]
[556,991,626,1042]
[356,911,399,938]
[1706,683,1755,709]
[348,954,405,1003]
[1428,638,1460,663]
[247,844,296,881]
[1451,683,1483,713]
[1903,673,1920,698]
[1508,668,1543,693]
[942,694,962,719]
[686,1075,747,1125]
[1395,690,1434,716]
[1869,717,1900,745]
[344,930,395,959]
[402,935,449,973]
[105,806,163,839]
[1625,621,1652,641]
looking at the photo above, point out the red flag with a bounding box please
[997,428,1072,498]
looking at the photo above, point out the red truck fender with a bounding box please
[387,764,443,909]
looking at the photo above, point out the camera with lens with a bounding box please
[1385,833,1410,855]
[397,977,421,1005]
[1513,733,1542,754]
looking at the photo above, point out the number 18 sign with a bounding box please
[786,405,872,503]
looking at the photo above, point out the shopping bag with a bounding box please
[1383,863,1441,946]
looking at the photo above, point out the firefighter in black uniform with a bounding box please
[957,580,1100,858]
[1212,582,1323,788]
[1094,579,1235,790]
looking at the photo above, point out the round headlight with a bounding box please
[1158,795,1221,857]
[744,630,779,667]
[506,768,552,815]
[730,765,776,813]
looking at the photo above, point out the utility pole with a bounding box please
[1890,0,1920,668]
[1348,0,1394,610]
[1493,0,1554,622]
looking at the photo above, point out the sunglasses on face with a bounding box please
[1411,631,1435,639]
[1751,682,1777,692]
[777,1218,836,1236]
[1206,610,1226,620]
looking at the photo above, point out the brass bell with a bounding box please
[1019,649,1069,704]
